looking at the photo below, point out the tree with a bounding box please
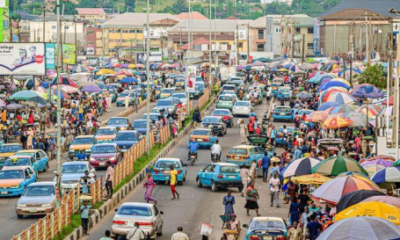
[124,0,136,12]
[171,0,187,14]
[264,2,291,15]
[358,64,386,89]
[78,0,97,8]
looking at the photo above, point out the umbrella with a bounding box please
[362,196,400,208]
[128,64,136,69]
[305,111,329,123]
[312,175,381,204]
[325,92,357,104]
[24,78,41,88]
[52,85,79,94]
[6,103,23,110]
[236,65,244,70]
[120,77,138,84]
[317,217,400,240]
[290,173,331,185]
[76,81,97,88]
[371,167,400,184]
[321,116,352,129]
[362,160,393,177]
[113,63,122,68]
[280,157,321,177]
[121,64,129,68]
[136,64,145,69]
[81,85,102,93]
[357,105,380,118]
[50,77,78,88]
[95,69,115,75]
[251,61,265,67]
[344,111,368,127]
[321,89,347,102]
[318,102,341,111]
[0,99,5,108]
[10,90,45,101]
[319,81,351,91]
[352,83,385,99]
[360,155,396,164]
[311,156,368,176]
[336,190,385,213]
[72,65,89,73]
[383,95,394,106]
[297,92,313,100]
[335,202,400,225]
[330,104,357,114]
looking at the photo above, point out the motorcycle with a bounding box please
[188,151,197,166]
[211,153,220,162]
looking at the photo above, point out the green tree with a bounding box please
[171,0,187,14]
[78,0,97,8]
[264,2,291,15]
[358,64,386,89]
[124,0,135,12]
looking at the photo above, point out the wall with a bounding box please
[29,21,86,45]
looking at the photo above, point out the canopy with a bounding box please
[321,116,352,129]
[50,76,78,88]
[319,81,351,91]
[352,83,385,99]
[280,157,321,177]
[312,156,368,176]
[344,111,369,127]
[330,104,357,115]
[291,173,331,185]
[318,102,340,111]
[371,167,400,184]
[305,111,329,123]
[335,190,384,213]
[81,85,102,93]
[325,92,356,104]
[9,90,46,104]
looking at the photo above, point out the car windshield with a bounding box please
[116,133,137,141]
[119,93,128,97]
[14,152,35,157]
[142,114,159,121]
[172,94,186,99]
[220,166,240,173]
[0,145,22,153]
[117,206,152,216]
[92,146,115,154]
[23,185,55,197]
[62,164,88,173]
[235,102,249,107]
[213,110,229,115]
[96,129,117,135]
[203,117,220,123]
[223,86,235,91]
[192,130,210,136]
[276,107,291,112]
[72,138,93,144]
[228,148,248,155]
[0,170,24,179]
[250,220,286,231]
[162,89,174,93]
[219,96,233,101]
[108,118,128,125]
[133,121,147,128]
[155,161,180,169]
[156,100,173,107]
[4,158,30,166]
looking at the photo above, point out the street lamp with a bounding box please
[145,0,150,156]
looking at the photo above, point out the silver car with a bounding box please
[111,202,163,239]
[232,101,252,116]
[15,182,58,218]
[55,162,96,192]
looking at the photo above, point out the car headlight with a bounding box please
[17,204,27,207]
[218,125,222,128]
[85,149,91,152]
[109,157,116,161]
[90,158,96,161]
[42,203,53,208]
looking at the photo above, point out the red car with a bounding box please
[89,143,122,168]
[211,109,234,128]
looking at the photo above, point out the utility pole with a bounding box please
[43,7,46,42]
[301,33,305,63]
[145,0,150,156]
[235,23,238,65]
[246,23,249,64]
[74,17,78,64]
[209,0,212,88]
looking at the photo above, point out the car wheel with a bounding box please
[196,177,202,187]
[211,182,218,192]
[17,214,23,219]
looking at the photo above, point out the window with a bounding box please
[238,42,243,48]
[129,30,135,33]
[307,43,313,50]
[295,27,300,34]
[257,29,264,39]
[52,25,56,30]
[257,43,264,51]
[308,27,313,34]
[275,27,281,33]
[137,30,143,33]
[87,41,93,45]
[88,30,94,34]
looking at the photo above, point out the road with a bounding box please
[84,98,295,240]
[1,101,155,240]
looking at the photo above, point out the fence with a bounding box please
[197,87,211,108]
[12,186,80,240]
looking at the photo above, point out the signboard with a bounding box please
[0,43,45,75]
[86,47,95,55]
[143,29,161,39]
[186,65,196,92]
[238,30,247,40]
[62,43,76,65]
[0,0,6,8]
[45,43,55,69]
[136,52,162,64]
[313,19,321,56]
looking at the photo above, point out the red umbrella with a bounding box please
[113,63,122,68]
[383,96,394,106]
[322,89,346,102]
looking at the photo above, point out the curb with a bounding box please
[64,96,217,240]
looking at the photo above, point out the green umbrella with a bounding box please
[9,90,44,101]
[311,156,368,176]
[393,160,400,167]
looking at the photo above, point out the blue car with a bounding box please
[0,166,37,197]
[12,150,50,172]
[107,117,130,131]
[189,128,218,148]
[243,217,288,240]
[151,158,187,184]
[272,106,294,122]
[133,119,148,135]
[196,163,243,192]
[114,130,141,153]
[226,145,265,166]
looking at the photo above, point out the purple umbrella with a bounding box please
[361,159,394,168]
[236,65,244,70]
[81,85,102,93]
[6,103,23,110]
[352,83,385,99]
[121,64,129,68]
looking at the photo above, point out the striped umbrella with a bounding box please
[357,106,380,118]
[345,112,369,127]
[371,167,400,184]
[305,111,329,123]
[326,92,357,104]
[360,155,396,164]
[322,116,352,129]
[312,175,382,205]
[318,102,341,111]
[362,196,400,208]
[281,157,321,177]
[291,173,331,185]
[336,190,385,213]
[329,104,357,114]
[312,156,368,176]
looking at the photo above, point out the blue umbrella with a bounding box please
[318,102,341,111]
[352,84,385,99]
[40,82,49,89]
[283,63,293,69]
[319,81,351,91]
[120,77,138,84]
[371,167,400,184]
[338,68,362,77]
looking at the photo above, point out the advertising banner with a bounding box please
[0,43,45,75]
[136,52,162,64]
[238,29,247,40]
[62,43,76,65]
[186,65,196,92]
[45,43,55,69]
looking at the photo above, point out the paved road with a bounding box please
[1,101,155,240]
[83,98,295,240]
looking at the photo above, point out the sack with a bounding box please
[200,223,213,236]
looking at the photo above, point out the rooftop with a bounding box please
[169,19,236,33]
[319,0,400,18]
[176,11,208,20]
[76,8,106,15]
[180,37,209,50]
[320,9,390,21]
[102,12,180,28]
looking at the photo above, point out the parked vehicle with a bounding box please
[196,163,243,192]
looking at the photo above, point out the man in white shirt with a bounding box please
[211,140,222,160]
[126,222,145,240]
[269,172,281,208]
[239,165,250,197]
[171,227,189,240]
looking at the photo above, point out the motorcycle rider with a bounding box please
[76,150,86,161]
[211,140,222,161]
[188,140,199,160]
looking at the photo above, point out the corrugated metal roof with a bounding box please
[76,8,106,15]
[169,19,237,33]
[102,12,180,28]
[176,12,208,20]
[319,0,400,18]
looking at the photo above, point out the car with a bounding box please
[278,86,292,100]
[272,106,294,122]
[189,128,218,148]
[0,143,23,168]
[171,93,188,105]
[114,130,141,153]
[196,163,243,192]
[201,116,227,136]
[245,89,263,104]
[226,76,242,85]
[227,80,244,88]
[226,145,265,166]
[222,84,237,93]
[211,109,234,127]
[102,88,118,102]
[133,119,148,135]
[95,126,118,143]
[216,95,235,110]
[154,99,176,115]
[116,91,136,107]
[151,158,187,184]
[275,127,301,146]
[232,101,252,117]
[293,109,314,121]
[111,202,163,238]
[159,88,175,99]
[195,82,205,96]
[243,217,288,240]
[0,166,37,197]
[13,150,49,172]
[15,182,59,219]
[89,143,122,168]
[175,78,185,90]
[68,135,97,160]
[133,88,147,100]
[107,117,130,131]
[142,113,161,123]
[3,156,42,175]
[58,162,95,192]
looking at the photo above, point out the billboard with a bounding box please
[186,65,196,92]
[0,43,45,75]
[86,47,95,55]
[143,29,161,39]
[238,30,247,40]
[62,43,76,65]
[45,43,55,69]
[313,19,321,56]
[136,52,162,64]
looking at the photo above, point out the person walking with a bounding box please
[261,152,270,182]
[223,190,235,216]
[143,173,157,204]
[269,172,281,208]
[239,119,248,144]
[105,161,114,199]
[287,221,303,240]
[244,182,261,216]
[240,165,250,197]
[99,230,113,240]
[168,165,180,200]
[288,197,300,226]
[171,227,189,240]
[135,93,139,113]
[126,222,145,240]
[80,201,91,236]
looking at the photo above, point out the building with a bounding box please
[0,0,9,42]
[14,11,38,43]
[175,11,208,20]
[250,16,268,52]
[85,25,103,56]
[260,0,292,5]
[76,8,106,22]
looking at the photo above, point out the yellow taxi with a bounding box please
[68,135,97,160]
[95,126,118,143]
[0,143,23,168]
[226,145,265,166]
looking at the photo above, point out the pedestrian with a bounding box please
[126,222,145,240]
[240,164,250,197]
[261,152,270,182]
[239,119,248,144]
[301,206,313,234]
[105,161,114,199]
[135,93,139,113]
[168,165,180,200]
[287,221,303,240]
[80,200,91,236]
[288,197,300,226]
[171,226,189,240]
[125,94,130,109]
[223,190,235,216]
[244,182,261,216]
[143,173,157,204]
[269,171,281,208]
[306,214,321,240]
[99,230,113,240]
[249,160,257,181]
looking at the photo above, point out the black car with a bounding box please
[201,116,227,136]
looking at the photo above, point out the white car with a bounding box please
[232,101,252,116]
[55,162,96,192]
[171,93,188,105]
[111,202,163,238]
